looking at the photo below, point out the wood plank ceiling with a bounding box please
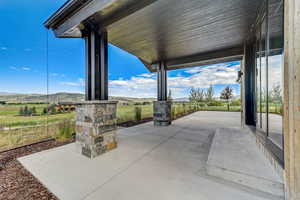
[46,0,262,70]
[106,0,261,64]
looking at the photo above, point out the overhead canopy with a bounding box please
[45,0,262,72]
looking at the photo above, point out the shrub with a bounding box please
[31,106,37,114]
[42,107,48,115]
[231,99,241,106]
[171,107,176,120]
[207,100,223,106]
[19,107,24,116]
[24,106,28,115]
[56,120,74,141]
[279,105,283,115]
[134,107,142,121]
[27,108,33,116]
[19,106,36,116]
[198,102,206,107]
[48,104,57,114]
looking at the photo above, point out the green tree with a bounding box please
[269,84,282,103]
[220,86,233,111]
[189,87,205,109]
[42,107,48,115]
[24,106,28,116]
[19,107,24,116]
[196,88,205,102]
[189,88,197,103]
[48,104,57,114]
[134,107,142,121]
[27,107,33,116]
[205,84,214,102]
[167,89,173,101]
[31,106,37,115]
[269,83,283,114]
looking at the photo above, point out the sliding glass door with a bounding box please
[255,0,284,165]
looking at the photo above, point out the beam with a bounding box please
[44,0,89,29]
[157,62,167,101]
[147,47,244,72]
[46,0,158,37]
[84,29,108,100]
[166,47,243,70]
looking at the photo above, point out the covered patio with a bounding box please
[18,0,300,199]
[43,0,261,159]
[19,111,284,200]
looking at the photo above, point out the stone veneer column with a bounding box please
[75,101,118,158]
[153,101,172,126]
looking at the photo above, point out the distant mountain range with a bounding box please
[0,92,158,103]
[0,92,191,103]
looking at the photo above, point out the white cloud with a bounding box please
[9,66,31,71]
[60,78,84,87]
[56,63,242,98]
[50,73,58,77]
[261,54,283,91]
[109,62,241,98]
[1,47,7,50]
[21,67,30,71]
[138,73,155,78]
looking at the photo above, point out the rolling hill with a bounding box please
[0,92,156,103]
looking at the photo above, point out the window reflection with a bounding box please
[256,27,261,129]
[267,0,283,149]
[261,17,267,133]
[256,0,283,150]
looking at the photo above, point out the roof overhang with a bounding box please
[45,0,261,71]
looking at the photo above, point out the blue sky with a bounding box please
[0,0,240,98]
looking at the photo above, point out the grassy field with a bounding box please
[0,104,75,128]
[117,104,153,123]
[0,102,244,152]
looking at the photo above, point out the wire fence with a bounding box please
[0,102,243,152]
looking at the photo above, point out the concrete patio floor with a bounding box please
[19,111,283,200]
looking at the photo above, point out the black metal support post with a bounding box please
[244,41,256,125]
[84,29,108,101]
[157,61,167,101]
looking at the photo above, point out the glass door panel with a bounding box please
[267,0,284,151]
[256,27,262,129]
[261,17,268,133]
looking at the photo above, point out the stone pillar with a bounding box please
[153,101,172,126]
[75,101,118,158]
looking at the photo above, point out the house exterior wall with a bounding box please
[283,0,300,199]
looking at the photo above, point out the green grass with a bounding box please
[0,104,75,128]
[198,105,241,112]
[0,104,46,115]
[0,103,243,128]
[117,104,153,123]
[0,102,244,152]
